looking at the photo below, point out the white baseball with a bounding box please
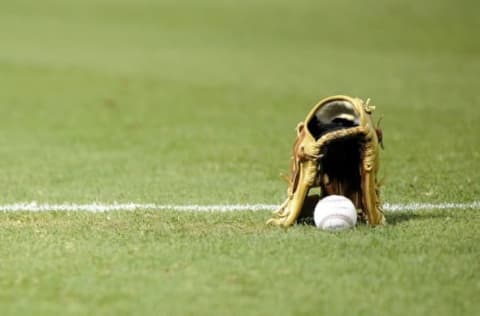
[314,195,357,231]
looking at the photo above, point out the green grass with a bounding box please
[0,210,478,316]
[0,0,479,315]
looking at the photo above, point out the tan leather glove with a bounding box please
[268,95,385,227]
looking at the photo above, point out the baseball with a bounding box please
[314,195,357,231]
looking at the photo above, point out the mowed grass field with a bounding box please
[0,0,479,315]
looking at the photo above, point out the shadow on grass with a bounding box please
[386,210,450,225]
[386,212,418,225]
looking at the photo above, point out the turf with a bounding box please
[0,0,479,315]
[0,210,478,316]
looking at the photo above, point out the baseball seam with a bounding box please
[318,213,355,228]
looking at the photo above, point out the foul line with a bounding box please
[0,201,479,213]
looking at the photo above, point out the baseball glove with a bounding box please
[267,95,385,227]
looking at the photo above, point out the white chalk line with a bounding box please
[0,201,478,213]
